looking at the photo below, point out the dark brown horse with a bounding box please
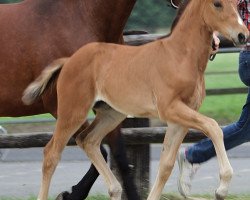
[0,0,138,199]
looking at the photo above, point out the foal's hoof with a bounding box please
[214,192,225,200]
[55,191,70,200]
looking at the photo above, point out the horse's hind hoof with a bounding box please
[55,191,70,200]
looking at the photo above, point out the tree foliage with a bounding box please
[0,0,20,3]
[126,0,177,33]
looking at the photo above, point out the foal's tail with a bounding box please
[22,57,68,105]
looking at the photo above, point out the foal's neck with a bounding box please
[165,0,213,71]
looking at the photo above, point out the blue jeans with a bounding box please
[186,51,250,164]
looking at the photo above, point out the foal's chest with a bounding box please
[186,76,206,111]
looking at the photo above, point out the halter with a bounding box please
[170,0,186,9]
[170,0,179,8]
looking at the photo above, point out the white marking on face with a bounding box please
[233,6,244,26]
[238,14,244,26]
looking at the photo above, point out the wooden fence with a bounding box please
[0,34,247,199]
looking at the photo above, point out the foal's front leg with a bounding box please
[147,123,187,200]
[159,101,233,200]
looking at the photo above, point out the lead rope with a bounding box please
[209,39,217,61]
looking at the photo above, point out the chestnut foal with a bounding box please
[23,0,248,199]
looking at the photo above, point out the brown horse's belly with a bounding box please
[0,98,46,117]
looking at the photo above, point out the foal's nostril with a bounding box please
[238,33,246,44]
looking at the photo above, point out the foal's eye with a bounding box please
[213,1,222,8]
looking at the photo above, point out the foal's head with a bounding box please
[203,0,249,45]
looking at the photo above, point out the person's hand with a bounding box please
[211,32,220,54]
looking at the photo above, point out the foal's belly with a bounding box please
[97,90,159,118]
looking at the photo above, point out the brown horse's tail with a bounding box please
[22,57,68,105]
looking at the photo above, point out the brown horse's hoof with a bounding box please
[55,191,70,200]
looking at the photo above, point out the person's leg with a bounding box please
[178,51,250,197]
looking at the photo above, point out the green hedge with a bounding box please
[0,0,20,3]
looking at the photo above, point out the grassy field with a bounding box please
[198,52,245,124]
[0,52,245,125]
[1,194,250,200]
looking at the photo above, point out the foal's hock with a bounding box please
[23,0,248,200]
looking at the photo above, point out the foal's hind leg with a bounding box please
[37,102,93,200]
[106,128,141,200]
[76,102,126,200]
[147,123,187,200]
[55,145,108,200]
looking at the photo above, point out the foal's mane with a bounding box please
[162,0,191,38]
[170,0,191,32]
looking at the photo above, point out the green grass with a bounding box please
[199,52,246,124]
[0,194,108,200]
[1,194,250,200]
[160,193,250,200]
[161,194,250,200]
[0,195,109,200]
[0,52,245,125]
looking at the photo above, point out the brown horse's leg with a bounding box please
[147,123,187,200]
[76,102,126,200]
[106,126,141,200]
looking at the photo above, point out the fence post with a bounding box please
[126,143,150,200]
[110,118,150,200]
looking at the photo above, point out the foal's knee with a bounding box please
[220,167,233,183]
[205,118,223,140]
